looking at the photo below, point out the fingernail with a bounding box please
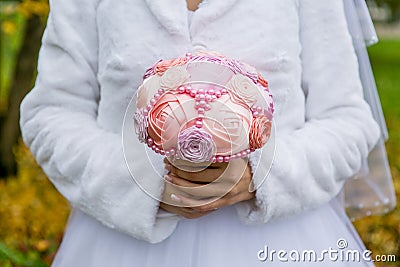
[170,194,182,202]
[165,164,171,172]
[164,175,172,182]
[208,208,219,211]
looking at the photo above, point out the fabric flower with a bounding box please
[226,74,259,107]
[154,57,188,76]
[133,108,148,143]
[147,93,196,147]
[136,75,161,109]
[178,126,215,163]
[143,59,162,80]
[226,59,258,83]
[249,115,272,149]
[160,65,190,91]
[204,95,252,155]
[257,73,269,89]
[194,50,226,59]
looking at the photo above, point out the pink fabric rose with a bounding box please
[249,115,272,149]
[177,126,215,163]
[133,108,148,143]
[147,93,197,148]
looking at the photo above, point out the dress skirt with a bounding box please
[52,195,375,267]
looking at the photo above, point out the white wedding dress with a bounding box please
[53,196,374,266]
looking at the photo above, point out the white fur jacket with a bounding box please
[20,0,380,243]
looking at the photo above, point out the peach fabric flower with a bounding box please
[154,57,188,76]
[257,73,269,89]
[249,115,272,149]
[147,93,197,148]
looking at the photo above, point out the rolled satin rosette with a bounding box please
[134,51,274,170]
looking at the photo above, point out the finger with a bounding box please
[191,189,255,212]
[170,165,226,183]
[173,193,221,208]
[169,174,235,199]
[160,202,215,219]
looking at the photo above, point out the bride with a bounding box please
[20,0,383,266]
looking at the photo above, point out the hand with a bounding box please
[160,175,216,219]
[160,158,255,218]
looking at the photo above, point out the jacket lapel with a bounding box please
[143,0,240,37]
[144,0,189,36]
[190,0,240,34]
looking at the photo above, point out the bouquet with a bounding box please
[134,51,274,174]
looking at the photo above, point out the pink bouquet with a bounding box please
[134,51,274,165]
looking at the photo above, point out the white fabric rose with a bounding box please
[226,74,259,107]
[160,65,190,91]
[136,75,161,108]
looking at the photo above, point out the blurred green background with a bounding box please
[0,0,400,266]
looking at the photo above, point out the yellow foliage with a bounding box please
[353,120,400,266]
[1,21,17,35]
[17,0,49,19]
[0,143,70,264]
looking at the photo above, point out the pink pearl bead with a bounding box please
[205,104,211,111]
[178,86,185,93]
[150,98,156,105]
[215,91,222,98]
[198,88,205,94]
[217,156,224,163]
[212,157,217,163]
[147,138,154,145]
[154,93,161,99]
[195,95,201,100]
[231,154,237,160]
[199,100,206,106]
[224,156,230,162]
[205,95,212,102]
[199,94,205,100]
[250,148,256,152]
[143,109,148,116]
[241,151,247,157]
[195,121,203,128]
[151,145,157,150]
[165,151,171,157]
[170,148,176,155]
[253,111,259,117]
[185,87,191,94]
[197,114,205,119]
[158,89,164,94]
[198,108,205,114]
[246,149,251,154]
[195,101,200,107]
[155,147,160,153]
[211,95,217,101]
[221,89,228,95]
[208,89,215,95]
